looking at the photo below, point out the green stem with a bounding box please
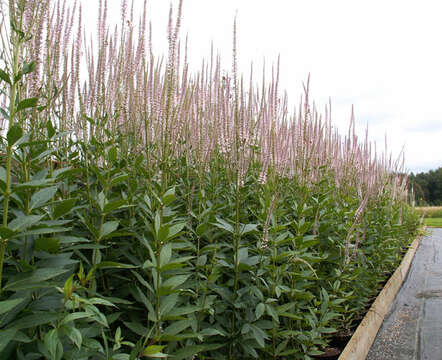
[155,205,164,339]
[230,184,241,359]
[0,10,24,293]
[0,145,13,293]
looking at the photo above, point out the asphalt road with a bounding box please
[367,228,442,360]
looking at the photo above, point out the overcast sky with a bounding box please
[82,0,442,173]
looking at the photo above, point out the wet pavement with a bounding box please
[367,228,442,360]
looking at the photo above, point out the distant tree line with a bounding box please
[408,167,442,206]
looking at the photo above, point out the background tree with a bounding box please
[409,167,442,205]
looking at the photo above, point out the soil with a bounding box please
[311,329,355,359]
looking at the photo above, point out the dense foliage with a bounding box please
[409,167,442,206]
[0,1,420,359]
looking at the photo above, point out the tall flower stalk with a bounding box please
[0,0,32,291]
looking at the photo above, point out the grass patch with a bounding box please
[424,217,442,227]
[415,206,442,218]
[416,206,442,227]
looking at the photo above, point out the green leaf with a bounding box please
[158,225,169,243]
[0,68,11,84]
[172,344,223,360]
[53,198,77,219]
[200,328,225,337]
[255,303,265,320]
[110,174,129,188]
[107,147,117,163]
[30,186,58,210]
[196,254,207,266]
[213,218,234,233]
[7,123,23,146]
[161,275,190,290]
[249,324,269,348]
[22,227,70,237]
[61,312,92,325]
[154,211,161,238]
[162,187,176,206]
[44,329,61,359]
[113,355,130,360]
[265,304,279,323]
[14,179,53,189]
[46,120,56,138]
[97,191,106,212]
[318,327,337,334]
[160,243,172,267]
[13,330,32,343]
[0,298,25,315]
[238,247,248,263]
[196,223,207,237]
[0,166,6,184]
[165,305,201,317]
[63,274,74,299]
[94,261,137,270]
[160,293,178,316]
[62,325,82,349]
[142,345,167,357]
[308,350,325,356]
[167,223,185,240]
[22,61,36,74]
[34,237,60,254]
[163,319,192,336]
[103,199,127,213]
[13,71,23,84]
[240,223,258,235]
[8,312,59,330]
[16,97,38,112]
[0,226,15,239]
[0,107,9,120]
[83,337,104,354]
[0,329,17,352]
[278,312,302,320]
[123,321,148,336]
[4,267,70,291]
[8,214,45,232]
[99,221,119,239]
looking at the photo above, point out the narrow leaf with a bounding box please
[16,97,38,111]
[22,61,36,74]
[7,312,59,330]
[0,166,6,184]
[30,186,58,210]
[255,303,265,320]
[0,329,17,352]
[94,261,137,270]
[99,221,119,239]
[0,69,11,84]
[8,214,44,232]
[162,187,176,206]
[0,298,25,315]
[34,237,60,254]
[161,275,190,290]
[0,226,15,239]
[61,312,92,325]
[142,345,167,356]
[53,199,77,219]
[7,123,23,146]
[160,243,172,267]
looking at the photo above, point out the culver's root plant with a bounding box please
[0,0,420,359]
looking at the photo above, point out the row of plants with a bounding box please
[0,0,420,359]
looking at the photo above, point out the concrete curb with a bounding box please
[338,235,422,360]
